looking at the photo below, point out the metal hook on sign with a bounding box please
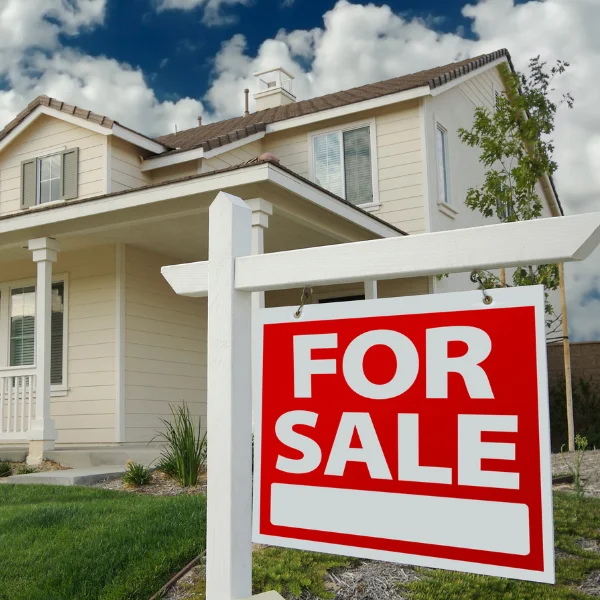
[294,285,313,319]
[470,270,494,305]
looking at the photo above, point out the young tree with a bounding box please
[457,57,574,334]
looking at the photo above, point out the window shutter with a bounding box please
[343,127,373,206]
[61,148,79,200]
[21,159,37,208]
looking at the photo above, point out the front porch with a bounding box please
[0,161,427,463]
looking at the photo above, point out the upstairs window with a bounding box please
[312,125,375,207]
[436,124,450,205]
[21,148,79,209]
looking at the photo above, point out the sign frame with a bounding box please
[252,286,555,584]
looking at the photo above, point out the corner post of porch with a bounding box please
[246,198,273,311]
[27,237,59,464]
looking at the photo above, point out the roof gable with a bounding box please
[0,95,169,155]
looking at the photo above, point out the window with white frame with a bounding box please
[2,281,66,386]
[312,125,375,206]
[38,154,63,204]
[436,123,450,205]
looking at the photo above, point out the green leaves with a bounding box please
[122,461,151,488]
[155,403,207,488]
[458,57,573,323]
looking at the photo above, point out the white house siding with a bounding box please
[150,161,199,184]
[110,137,152,193]
[0,115,106,216]
[262,101,425,234]
[201,141,263,172]
[266,277,429,308]
[124,246,207,444]
[0,245,117,445]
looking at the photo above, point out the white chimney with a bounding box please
[253,67,296,111]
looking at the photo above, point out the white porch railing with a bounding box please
[0,367,36,439]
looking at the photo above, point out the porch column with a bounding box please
[364,280,378,299]
[246,198,273,311]
[27,237,59,465]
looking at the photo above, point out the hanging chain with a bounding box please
[294,285,313,319]
[470,270,494,305]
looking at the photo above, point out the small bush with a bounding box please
[0,461,12,478]
[154,404,206,488]
[253,547,356,599]
[15,466,37,475]
[122,461,151,488]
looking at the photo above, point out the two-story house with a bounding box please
[0,48,561,464]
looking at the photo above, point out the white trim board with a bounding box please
[140,131,266,172]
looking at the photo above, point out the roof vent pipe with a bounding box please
[244,89,250,116]
[197,116,202,127]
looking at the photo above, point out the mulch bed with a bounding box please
[91,470,206,496]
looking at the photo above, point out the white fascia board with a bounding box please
[429,58,510,97]
[141,146,205,172]
[112,124,167,155]
[266,164,400,239]
[140,131,266,172]
[265,86,431,134]
[0,106,111,153]
[0,163,270,236]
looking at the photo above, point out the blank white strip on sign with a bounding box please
[271,484,530,555]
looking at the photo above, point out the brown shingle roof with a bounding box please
[0,95,173,150]
[155,49,511,155]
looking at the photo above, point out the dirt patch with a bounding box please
[552,449,600,497]
[310,560,421,600]
[579,571,600,597]
[91,470,206,496]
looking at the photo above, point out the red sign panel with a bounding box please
[252,287,554,583]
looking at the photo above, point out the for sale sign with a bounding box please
[252,287,554,583]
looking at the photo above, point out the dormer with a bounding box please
[253,68,296,111]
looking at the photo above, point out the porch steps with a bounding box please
[1,465,127,487]
[45,446,162,469]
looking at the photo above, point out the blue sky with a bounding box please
[0,0,598,340]
[77,0,495,108]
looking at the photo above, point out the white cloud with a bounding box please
[0,0,106,53]
[202,0,600,340]
[154,0,250,26]
[0,0,204,137]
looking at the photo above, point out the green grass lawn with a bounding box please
[0,485,597,600]
[0,485,206,600]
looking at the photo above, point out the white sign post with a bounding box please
[163,192,600,600]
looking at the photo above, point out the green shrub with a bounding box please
[154,403,207,487]
[122,461,151,487]
[0,461,12,478]
[15,466,37,475]
[550,377,600,451]
[253,547,356,599]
